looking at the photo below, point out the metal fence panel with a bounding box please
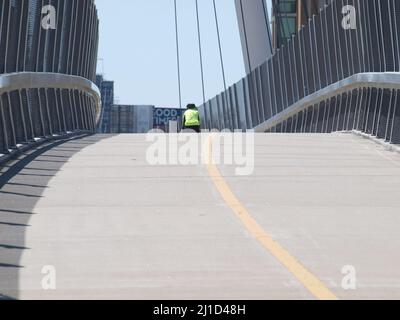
[60,89,73,131]
[337,93,347,131]
[346,0,357,76]
[381,0,395,71]
[365,88,379,134]
[235,79,247,130]
[293,32,305,100]
[20,89,34,140]
[1,93,16,148]
[389,90,400,143]
[11,90,27,143]
[353,0,364,74]
[279,47,289,110]
[0,1,10,73]
[326,2,339,83]
[376,89,392,138]
[340,0,351,77]
[316,101,325,133]
[385,90,396,141]
[315,12,327,88]
[393,0,400,72]
[17,0,29,72]
[248,71,258,125]
[256,67,266,123]
[260,62,272,121]
[290,36,300,102]
[361,88,372,132]
[389,90,400,142]
[334,0,346,80]
[243,76,253,129]
[371,0,384,72]
[299,28,310,96]
[193,0,400,144]
[253,68,263,125]
[225,91,233,130]
[232,85,241,129]
[203,101,210,130]
[305,22,316,94]
[6,0,21,73]
[209,96,217,130]
[216,94,224,130]
[0,99,6,153]
[345,89,357,131]
[310,104,318,133]
[304,106,313,132]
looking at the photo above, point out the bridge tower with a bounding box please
[234,0,274,74]
[235,0,328,73]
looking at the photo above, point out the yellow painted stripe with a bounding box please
[205,135,338,300]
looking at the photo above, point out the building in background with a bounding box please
[97,78,184,134]
[153,108,183,132]
[110,105,154,133]
[271,0,327,49]
[235,0,274,74]
[96,75,115,133]
[296,0,327,28]
[271,0,297,49]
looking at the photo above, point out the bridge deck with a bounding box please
[1,133,400,300]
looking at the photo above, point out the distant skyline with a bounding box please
[95,0,273,108]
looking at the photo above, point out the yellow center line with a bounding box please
[205,135,338,301]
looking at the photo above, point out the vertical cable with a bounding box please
[174,0,182,109]
[213,0,227,92]
[195,0,206,104]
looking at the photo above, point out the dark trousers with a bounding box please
[183,125,201,133]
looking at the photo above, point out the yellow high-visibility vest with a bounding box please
[184,109,200,126]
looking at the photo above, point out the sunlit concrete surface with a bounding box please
[1,133,400,300]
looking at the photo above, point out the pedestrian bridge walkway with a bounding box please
[1,133,400,300]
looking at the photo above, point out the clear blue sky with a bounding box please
[95,0,246,108]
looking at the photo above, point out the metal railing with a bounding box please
[0,72,101,156]
[0,0,100,157]
[199,0,400,144]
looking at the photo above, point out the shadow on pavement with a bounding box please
[0,134,114,300]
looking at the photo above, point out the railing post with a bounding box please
[0,97,9,153]
[389,90,400,143]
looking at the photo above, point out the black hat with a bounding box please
[186,104,196,109]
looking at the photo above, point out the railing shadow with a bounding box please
[0,134,114,300]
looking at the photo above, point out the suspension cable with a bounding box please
[213,0,227,92]
[174,0,182,109]
[195,0,206,104]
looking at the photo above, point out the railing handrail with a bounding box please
[0,72,102,124]
[254,72,400,133]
